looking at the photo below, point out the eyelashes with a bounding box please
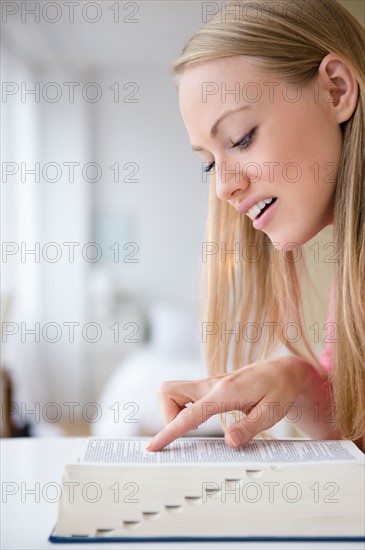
[203,162,216,174]
[203,127,257,174]
[232,127,256,151]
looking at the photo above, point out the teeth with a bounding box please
[247,197,275,220]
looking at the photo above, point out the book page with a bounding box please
[67,437,365,467]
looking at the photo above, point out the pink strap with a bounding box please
[318,280,335,371]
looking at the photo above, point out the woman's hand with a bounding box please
[146,355,317,451]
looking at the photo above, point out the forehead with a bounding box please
[178,56,267,120]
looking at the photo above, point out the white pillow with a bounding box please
[148,303,201,359]
[92,345,222,438]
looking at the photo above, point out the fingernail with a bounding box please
[226,430,243,447]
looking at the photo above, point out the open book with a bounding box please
[50,437,365,543]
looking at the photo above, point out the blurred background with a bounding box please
[1,0,364,439]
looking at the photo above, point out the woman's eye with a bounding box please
[232,127,256,151]
[203,161,216,174]
[202,128,256,174]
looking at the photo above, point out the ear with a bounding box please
[318,53,359,124]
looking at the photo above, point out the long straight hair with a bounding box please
[171,0,365,449]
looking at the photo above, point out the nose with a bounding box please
[214,159,250,203]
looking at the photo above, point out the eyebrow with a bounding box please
[191,105,251,152]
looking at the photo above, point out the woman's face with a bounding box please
[178,56,343,251]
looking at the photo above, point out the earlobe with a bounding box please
[319,53,359,124]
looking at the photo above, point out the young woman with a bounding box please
[147,0,365,452]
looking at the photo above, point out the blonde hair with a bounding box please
[171,0,365,449]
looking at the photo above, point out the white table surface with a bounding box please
[1,437,364,550]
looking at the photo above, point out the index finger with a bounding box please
[146,396,220,451]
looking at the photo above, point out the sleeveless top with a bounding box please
[318,280,335,372]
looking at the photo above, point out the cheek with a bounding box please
[263,185,335,249]
[269,98,339,155]
[258,111,341,196]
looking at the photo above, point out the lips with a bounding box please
[236,195,277,218]
[252,197,279,230]
[248,197,277,220]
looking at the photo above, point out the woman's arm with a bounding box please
[286,355,343,440]
[146,354,343,451]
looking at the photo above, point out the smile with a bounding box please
[252,198,279,230]
[247,197,277,221]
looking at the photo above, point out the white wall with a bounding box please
[37,70,92,404]
[1,49,210,413]
[93,67,209,310]
[1,55,93,413]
